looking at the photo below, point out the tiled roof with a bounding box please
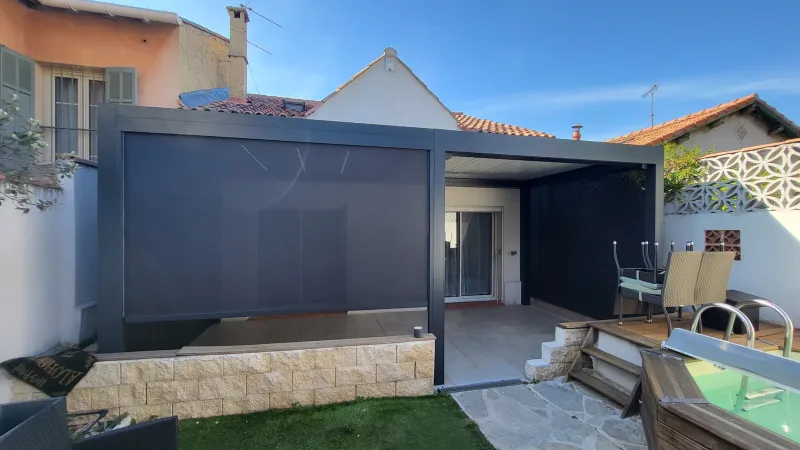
[187,95,322,117]
[700,137,800,159]
[452,112,554,138]
[185,95,555,138]
[608,94,800,146]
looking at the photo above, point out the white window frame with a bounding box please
[42,66,104,161]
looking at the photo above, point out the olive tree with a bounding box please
[0,94,79,213]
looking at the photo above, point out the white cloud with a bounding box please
[466,71,800,116]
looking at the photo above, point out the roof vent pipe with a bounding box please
[572,125,583,141]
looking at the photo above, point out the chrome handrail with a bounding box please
[691,303,755,348]
[723,299,794,358]
[691,303,757,412]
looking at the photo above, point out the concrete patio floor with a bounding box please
[443,304,570,385]
[453,379,646,450]
[190,303,578,386]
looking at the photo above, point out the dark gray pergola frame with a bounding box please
[98,104,663,385]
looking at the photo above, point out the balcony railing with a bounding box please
[40,125,98,162]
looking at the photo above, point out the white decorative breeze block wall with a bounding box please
[6,339,435,421]
[524,327,588,382]
[669,141,800,214]
[665,141,800,325]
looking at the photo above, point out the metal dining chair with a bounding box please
[613,241,664,325]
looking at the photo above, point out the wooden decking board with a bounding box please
[655,421,708,450]
[581,346,641,375]
[564,312,794,353]
[640,351,705,399]
[657,406,739,450]
[665,403,799,450]
[592,322,660,348]
[568,369,629,406]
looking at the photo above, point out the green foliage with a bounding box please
[663,142,706,201]
[0,94,79,213]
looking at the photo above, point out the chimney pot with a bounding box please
[227,5,250,103]
[572,124,583,141]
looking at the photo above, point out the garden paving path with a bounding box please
[453,378,646,450]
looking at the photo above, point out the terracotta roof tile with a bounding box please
[608,94,800,146]
[186,96,555,138]
[451,112,555,138]
[700,137,800,159]
[187,94,322,117]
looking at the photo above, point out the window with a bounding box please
[283,100,305,112]
[43,66,136,162]
[47,68,104,161]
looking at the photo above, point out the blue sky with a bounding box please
[112,0,800,141]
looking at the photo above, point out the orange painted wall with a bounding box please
[0,0,181,109]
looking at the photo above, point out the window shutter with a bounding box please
[0,45,35,132]
[104,67,137,104]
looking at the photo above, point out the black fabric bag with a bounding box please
[1,347,96,397]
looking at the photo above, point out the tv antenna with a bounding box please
[241,3,282,28]
[642,84,658,127]
[238,2,281,57]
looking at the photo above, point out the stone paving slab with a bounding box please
[453,379,646,450]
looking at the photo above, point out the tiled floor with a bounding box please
[442,305,567,385]
[190,304,572,386]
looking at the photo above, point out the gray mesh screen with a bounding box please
[123,133,429,320]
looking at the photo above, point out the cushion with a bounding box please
[619,277,661,291]
[619,282,662,295]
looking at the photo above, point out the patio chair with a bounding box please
[617,250,704,336]
[694,251,736,305]
[613,241,665,324]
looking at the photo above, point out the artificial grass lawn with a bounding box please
[178,395,492,450]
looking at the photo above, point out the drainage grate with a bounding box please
[436,378,524,394]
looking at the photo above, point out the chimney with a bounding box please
[227,5,249,103]
[572,124,583,141]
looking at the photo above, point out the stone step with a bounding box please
[542,341,580,364]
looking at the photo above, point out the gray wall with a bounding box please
[75,165,98,307]
[74,164,98,342]
[522,167,647,319]
[122,133,429,321]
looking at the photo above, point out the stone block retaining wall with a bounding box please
[524,327,588,382]
[6,336,435,421]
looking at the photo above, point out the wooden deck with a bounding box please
[559,311,799,352]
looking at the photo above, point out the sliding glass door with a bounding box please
[445,210,500,302]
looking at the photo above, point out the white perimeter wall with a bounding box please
[664,211,800,324]
[308,58,460,131]
[0,180,79,367]
[0,165,97,371]
[446,186,521,305]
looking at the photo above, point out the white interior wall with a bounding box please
[446,186,521,304]
[308,57,460,131]
[663,211,800,325]
[683,114,782,153]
